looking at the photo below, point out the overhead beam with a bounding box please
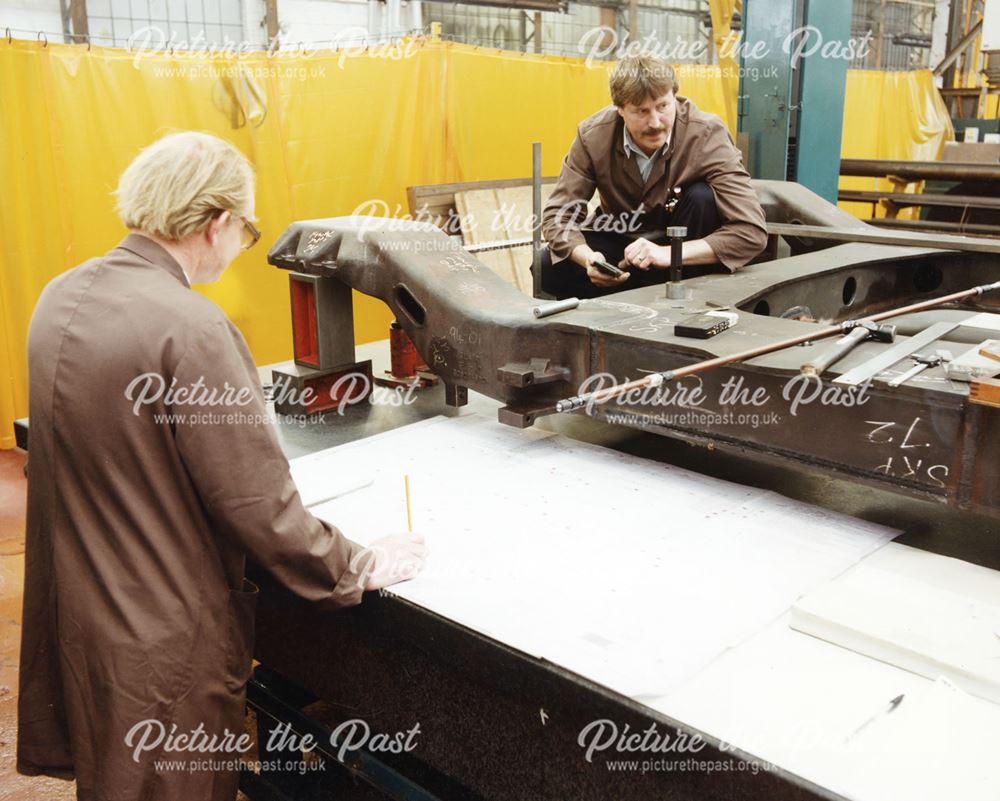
[69,0,88,41]
[264,0,278,43]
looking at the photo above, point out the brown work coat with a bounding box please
[18,234,365,800]
[542,97,767,270]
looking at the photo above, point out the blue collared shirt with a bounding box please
[623,127,671,183]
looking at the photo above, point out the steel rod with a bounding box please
[867,218,1000,238]
[464,237,533,253]
[837,191,1000,210]
[532,141,543,299]
[533,298,580,318]
[840,158,1000,182]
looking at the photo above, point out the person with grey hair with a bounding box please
[538,54,767,299]
[17,131,426,800]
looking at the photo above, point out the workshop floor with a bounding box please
[0,448,74,801]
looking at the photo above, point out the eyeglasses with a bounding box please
[239,216,261,251]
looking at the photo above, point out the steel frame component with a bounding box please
[288,272,356,370]
[274,271,372,415]
[249,563,839,801]
[268,180,1000,518]
[246,670,444,801]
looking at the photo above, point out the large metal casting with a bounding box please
[268,180,1000,519]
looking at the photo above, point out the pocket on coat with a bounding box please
[224,578,259,691]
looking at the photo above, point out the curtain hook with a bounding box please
[38,31,48,47]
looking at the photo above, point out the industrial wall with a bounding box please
[0,37,952,447]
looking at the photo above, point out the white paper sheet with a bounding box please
[653,613,1000,801]
[791,543,1000,703]
[294,414,898,699]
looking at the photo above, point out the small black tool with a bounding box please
[593,259,624,278]
[675,312,736,339]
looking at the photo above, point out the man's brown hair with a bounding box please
[609,55,680,107]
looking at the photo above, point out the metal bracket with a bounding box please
[497,358,571,388]
[497,403,550,429]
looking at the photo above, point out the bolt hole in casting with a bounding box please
[913,264,944,294]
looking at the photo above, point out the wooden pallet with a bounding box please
[454,185,557,294]
[407,177,598,296]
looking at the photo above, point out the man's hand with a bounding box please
[355,532,428,591]
[625,237,719,269]
[571,244,630,288]
[623,238,671,270]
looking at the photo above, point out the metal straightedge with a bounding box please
[835,321,961,386]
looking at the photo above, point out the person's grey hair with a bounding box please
[609,55,680,107]
[115,132,255,241]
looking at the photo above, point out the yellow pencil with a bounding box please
[404,474,413,532]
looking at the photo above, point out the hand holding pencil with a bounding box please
[359,475,428,591]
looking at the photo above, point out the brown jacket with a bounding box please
[542,98,767,270]
[18,234,365,800]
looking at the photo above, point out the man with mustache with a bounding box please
[538,54,767,298]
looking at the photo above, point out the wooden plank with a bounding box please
[408,176,559,220]
[980,340,1000,362]
[455,185,560,294]
[970,377,1000,407]
[455,189,520,289]
[420,178,599,294]
[496,185,557,293]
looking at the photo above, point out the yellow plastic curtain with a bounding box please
[708,0,741,131]
[0,38,952,447]
[838,69,954,219]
